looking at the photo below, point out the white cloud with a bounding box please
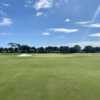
[0,17,13,27]
[34,0,53,10]
[42,32,50,36]
[89,33,100,37]
[26,0,69,10]
[85,23,100,28]
[75,20,100,28]
[92,5,100,22]
[24,0,33,8]
[75,5,100,28]
[25,0,70,16]
[36,12,44,16]
[76,21,90,25]
[65,18,71,22]
[50,28,79,33]
[79,5,100,35]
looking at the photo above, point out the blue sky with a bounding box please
[0,0,100,47]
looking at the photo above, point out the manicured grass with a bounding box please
[0,54,100,100]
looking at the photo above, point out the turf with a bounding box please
[0,54,100,100]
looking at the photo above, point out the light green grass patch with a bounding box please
[0,54,100,100]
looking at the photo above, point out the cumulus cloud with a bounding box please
[42,32,50,36]
[25,0,70,16]
[25,0,53,16]
[34,0,53,10]
[36,12,44,16]
[65,18,71,22]
[50,28,79,33]
[0,17,13,27]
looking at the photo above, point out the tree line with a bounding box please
[0,43,100,53]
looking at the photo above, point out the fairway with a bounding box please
[0,54,100,100]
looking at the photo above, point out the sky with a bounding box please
[0,0,100,47]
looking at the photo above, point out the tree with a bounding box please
[30,47,37,53]
[19,45,31,53]
[1,43,100,53]
[45,46,59,53]
[94,47,100,53]
[8,43,21,53]
[70,45,81,53]
[59,46,70,53]
[83,46,95,53]
[0,48,3,53]
[37,47,45,53]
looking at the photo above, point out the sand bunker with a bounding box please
[17,54,32,57]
